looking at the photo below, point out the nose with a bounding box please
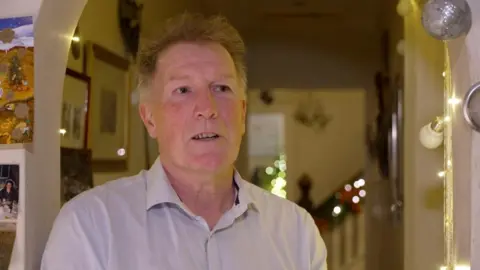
[194,91,218,119]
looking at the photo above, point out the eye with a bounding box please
[174,87,190,94]
[212,85,231,92]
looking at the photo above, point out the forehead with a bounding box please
[154,42,237,79]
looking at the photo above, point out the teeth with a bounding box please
[193,133,218,139]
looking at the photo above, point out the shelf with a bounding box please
[0,144,31,151]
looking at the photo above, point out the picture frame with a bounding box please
[85,42,130,172]
[0,16,35,145]
[60,147,93,204]
[60,68,90,149]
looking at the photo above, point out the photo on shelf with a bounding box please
[0,164,19,231]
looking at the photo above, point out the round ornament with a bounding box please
[421,0,472,40]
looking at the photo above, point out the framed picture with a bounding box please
[85,42,130,172]
[0,164,20,232]
[60,147,93,204]
[60,68,90,149]
[0,16,34,145]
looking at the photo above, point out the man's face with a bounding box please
[140,42,246,173]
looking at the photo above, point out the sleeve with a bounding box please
[303,211,328,270]
[41,200,107,270]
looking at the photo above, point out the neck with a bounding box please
[162,162,236,227]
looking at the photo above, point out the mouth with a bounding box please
[191,132,220,141]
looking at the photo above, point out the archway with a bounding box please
[2,0,86,269]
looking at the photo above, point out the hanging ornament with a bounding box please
[421,0,472,40]
[396,0,412,17]
[396,39,405,56]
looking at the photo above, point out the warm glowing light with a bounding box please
[344,184,352,192]
[59,129,66,135]
[72,36,80,42]
[117,148,126,156]
[271,177,287,189]
[352,196,360,204]
[438,171,446,178]
[447,159,452,169]
[332,206,342,216]
[442,71,446,77]
[269,154,287,198]
[354,178,365,188]
[271,189,286,198]
[440,265,470,270]
[359,190,366,197]
[278,160,287,171]
[447,97,461,105]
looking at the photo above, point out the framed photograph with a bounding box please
[0,16,34,145]
[61,147,93,204]
[61,68,90,149]
[85,42,130,172]
[248,113,285,157]
[0,164,19,232]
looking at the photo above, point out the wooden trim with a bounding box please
[65,68,91,149]
[91,43,129,71]
[92,160,128,173]
[85,42,131,173]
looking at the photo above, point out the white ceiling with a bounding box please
[200,0,386,39]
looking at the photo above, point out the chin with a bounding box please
[188,153,233,173]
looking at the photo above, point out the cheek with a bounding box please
[219,101,244,127]
[153,104,186,137]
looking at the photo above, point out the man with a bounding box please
[41,13,327,270]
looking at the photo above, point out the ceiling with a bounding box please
[200,0,387,39]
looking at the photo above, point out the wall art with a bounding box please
[85,42,130,172]
[0,16,34,145]
[60,147,93,204]
[60,68,90,149]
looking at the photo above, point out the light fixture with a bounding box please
[117,148,126,156]
[396,39,405,56]
[396,0,412,17]
[440,265,470,270]
[332,205,342,216]
[71,36,80,42]
[419,117,444,149]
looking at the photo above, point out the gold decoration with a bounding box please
[442,43,455,270]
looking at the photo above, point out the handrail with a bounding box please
[309,171,365,232]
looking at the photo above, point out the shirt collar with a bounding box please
[145,158,256,211]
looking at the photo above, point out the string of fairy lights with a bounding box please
[441,43,458,270]
[399,0,472,269]
[265,154,287,198]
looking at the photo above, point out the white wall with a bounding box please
[403,2,445,269]
[248,89,366,204]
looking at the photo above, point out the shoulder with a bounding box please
[241,181,327,264]
[57,170,148,225]
[242,181,314,227]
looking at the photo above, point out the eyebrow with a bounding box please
[166,74,236,82]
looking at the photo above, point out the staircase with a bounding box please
[308,172,366,270]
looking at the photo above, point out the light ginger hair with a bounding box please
[136,12,247,99]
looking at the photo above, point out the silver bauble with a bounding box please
[421,0,472,40]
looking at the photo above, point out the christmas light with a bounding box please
[269,154,287,198]
[442,43,456,270]
[440,265,470,270]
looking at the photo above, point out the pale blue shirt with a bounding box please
[41,159,327,270]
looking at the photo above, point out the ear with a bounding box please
[241,99,247,135]
[139,103,157,138]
